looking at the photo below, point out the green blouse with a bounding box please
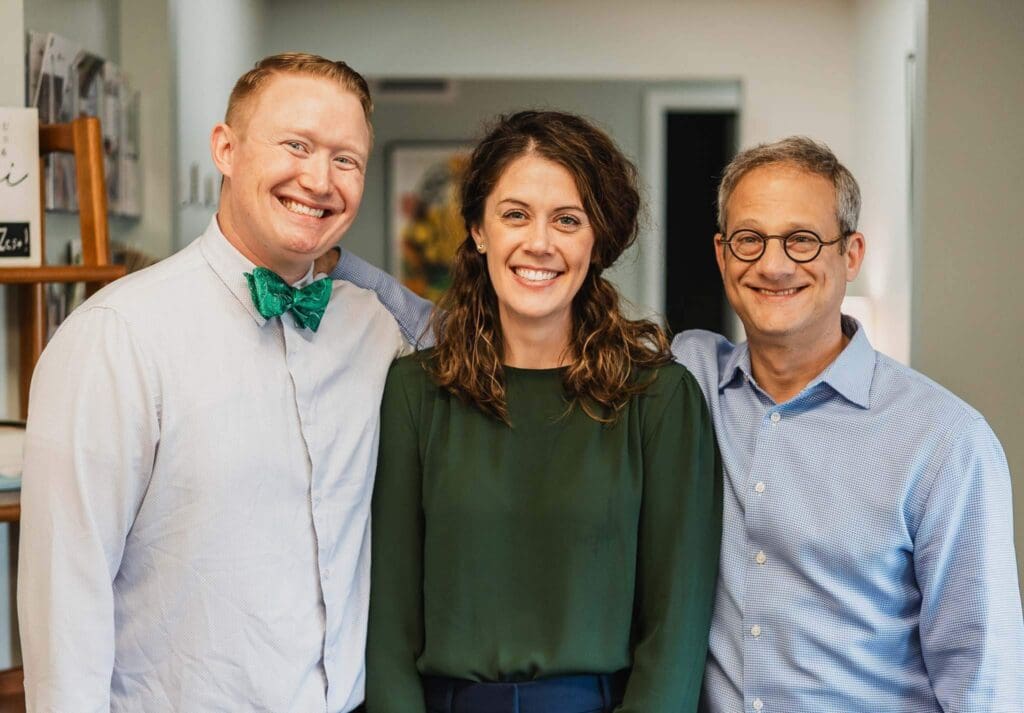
[367,353,722,712]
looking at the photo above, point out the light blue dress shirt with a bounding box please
[334,249,1024,713]
[674,321,1024,713]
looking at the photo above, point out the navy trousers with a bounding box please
[422,670,628,713]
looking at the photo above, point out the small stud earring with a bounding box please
[476,243,486,253]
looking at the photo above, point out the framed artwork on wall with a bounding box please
[387,141,472,301]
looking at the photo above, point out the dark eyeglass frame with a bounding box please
[717,228,848,263]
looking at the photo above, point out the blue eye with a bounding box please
[285,141,306,152]
[503,210,528,221]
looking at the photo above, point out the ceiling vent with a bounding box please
[369,78,458,103]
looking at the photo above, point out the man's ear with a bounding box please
[210,123,237,178]
[714,232,726,278]
[844,232,866,282]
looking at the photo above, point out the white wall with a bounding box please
[23,0,120,59]
[849,0,916,364]
[914,0,1024,594]
[171,0,267,247]
[263,0,857,161]
[119,0,174,259]
[0,1,24,106]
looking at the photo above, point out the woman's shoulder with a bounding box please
[630,361,709,425]
[635,361,700,400]
[387,348,439,389]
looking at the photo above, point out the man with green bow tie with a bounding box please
[19,54,407,713]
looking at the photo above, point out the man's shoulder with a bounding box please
[670,329,734,398]
[671,328,732,359]
[76,239,206,319]
[330,278,395,316]
[328,279,406,345]
[871,351,988,430]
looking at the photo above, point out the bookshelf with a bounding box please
[1,116,127,420]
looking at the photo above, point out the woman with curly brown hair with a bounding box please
[366,111,721,713]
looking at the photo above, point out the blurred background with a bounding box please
[0,0,1021,664]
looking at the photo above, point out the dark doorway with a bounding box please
[663,112,737,335]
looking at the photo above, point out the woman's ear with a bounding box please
[470,226,486,253]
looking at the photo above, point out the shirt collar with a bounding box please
[198,215,319,327]
[813,315,876,409]
[719,340,753,391]
[718,315,876,409]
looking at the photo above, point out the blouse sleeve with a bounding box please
[619,368,723,712]
[366,361,429,712]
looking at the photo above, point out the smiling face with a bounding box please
[471,154,595,344]
[716,162,865,349]
[211,73,371,282]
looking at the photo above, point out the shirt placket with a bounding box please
[741,399,784,713]
[282,322,335,701]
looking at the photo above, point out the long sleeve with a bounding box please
[18,306,160,713]
[331,248,436,348]
[914,416,1024,711]
[619,371,723,712]
[367,361,428,713]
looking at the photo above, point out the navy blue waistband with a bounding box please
[422,670,629,713]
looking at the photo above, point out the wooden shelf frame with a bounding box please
[0,265,124,285]
[1,117,126,418]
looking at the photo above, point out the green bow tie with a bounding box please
[244,266,332,332]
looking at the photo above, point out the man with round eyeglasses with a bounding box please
[679,136,1022,712]
[326,135,1023,712]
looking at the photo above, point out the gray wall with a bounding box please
[914,0,1024,592]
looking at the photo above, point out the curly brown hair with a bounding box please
[428,110,671,424]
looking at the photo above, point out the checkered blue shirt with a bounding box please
[334,250,1024,712]
[674,322,1024,713]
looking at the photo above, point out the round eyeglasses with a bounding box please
[718,229,847,263]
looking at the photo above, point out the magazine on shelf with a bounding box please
[36,32,80,211]
[28,31,144,217]
[26,31,48,109]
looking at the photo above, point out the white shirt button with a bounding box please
[751,624,762,638]
[755,481,766,494]
[753,698,764,711]
[755,550,767,565]
[770,412,781,423]
[323,568,330,580]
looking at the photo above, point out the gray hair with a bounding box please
[716,136,861,244]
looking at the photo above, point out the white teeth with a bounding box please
[514,267,559,282]
[757,287,800,296]
[281,198,325,218]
